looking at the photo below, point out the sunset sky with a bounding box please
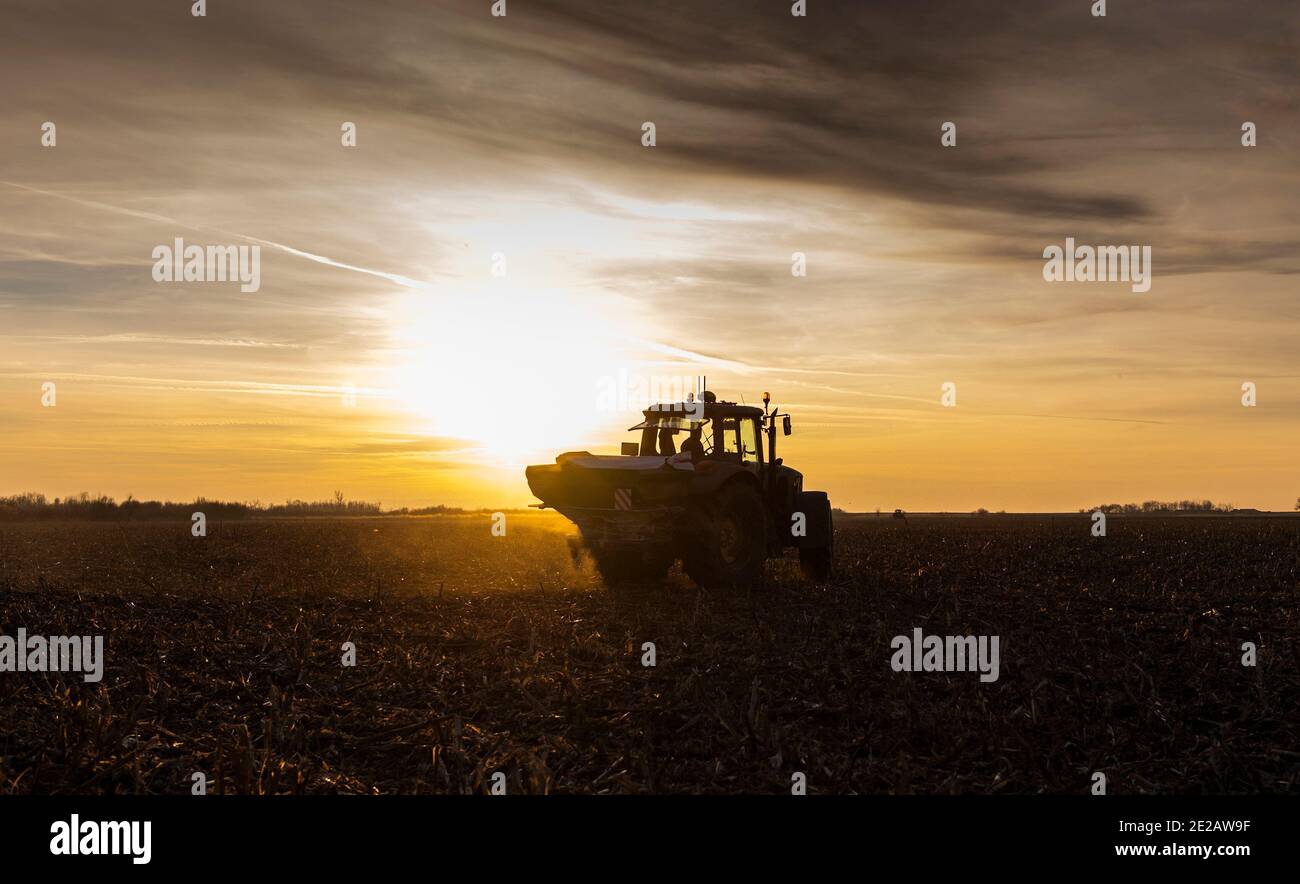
[2,0,1298,511]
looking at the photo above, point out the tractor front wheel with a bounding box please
[797,491,834,582]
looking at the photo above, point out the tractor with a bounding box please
[525,391,833,588]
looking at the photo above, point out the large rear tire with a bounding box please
[683,482,768,589]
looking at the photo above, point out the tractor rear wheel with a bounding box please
[683,482,767,589]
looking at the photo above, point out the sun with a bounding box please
[386,286,627,463]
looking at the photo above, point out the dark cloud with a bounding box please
[5,0,1295,233]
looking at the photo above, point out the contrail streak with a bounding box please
[1,180,440,290]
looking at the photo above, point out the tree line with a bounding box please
[0,491,481,521]
[1079,500,1237,514]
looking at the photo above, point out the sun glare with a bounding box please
[387,287,627,463]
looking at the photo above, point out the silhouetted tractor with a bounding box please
[526,391,833,588]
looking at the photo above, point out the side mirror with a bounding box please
[621,442,639,456]
[782,415,792,436]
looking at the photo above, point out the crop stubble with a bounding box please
[0,513,1296,794]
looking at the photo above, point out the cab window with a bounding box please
[740,418,761,464]
[719,419,740,457]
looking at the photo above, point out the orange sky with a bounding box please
[2,1,1298,512]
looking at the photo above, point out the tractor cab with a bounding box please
[626,390,793,483]
[626,391,787,459]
